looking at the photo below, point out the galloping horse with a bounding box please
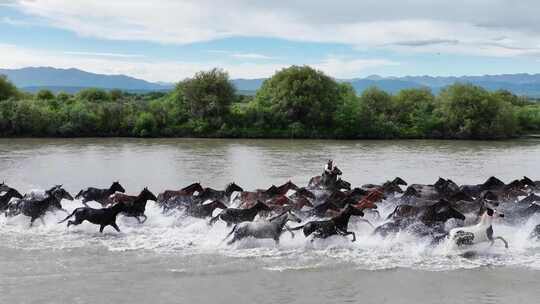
[7,185,73,226]
[238,181,299,208]
[59,202,128,233]
[291,204,369,242]
[197,182,243,204]
[156,182,203,204]
[115,187,158,223]
[75,181,125,207]
[224,210,302,245]
[186,200,228,218]
[209,201,271,226]
[0,187,23,211]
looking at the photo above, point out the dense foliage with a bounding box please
[0,66,539,139]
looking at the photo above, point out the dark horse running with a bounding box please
[209,201,271,226]
[291,204,369,242]
[0,187,23,211]
[197,182,244,204]
[75,181,126,207]
[59,202,128,233]
[6,185,73,226]
[111,187,157,223]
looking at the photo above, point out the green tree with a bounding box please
[36,89,55,100]
[357,86,397,138]
[252,65,343,133]
[0,75,19,101]
[438,83,518,138]
[393,88,438,137]
[77,88,110,102]
[180,68,235,123]
[134,111,157,137]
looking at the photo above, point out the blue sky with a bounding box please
[1,0,540,82]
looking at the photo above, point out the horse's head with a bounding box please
[392,177,408,186]
[49,186,74,201]
[282,180,299,191]
[296,187,315,200]
[111,181,126,193]
[437,206,466,221]
[521,176,536,188]
[185,182,204,194]
[332,166,343,176]
[227,182,244,193]
[6,187,23,199]
[384,182,403,194]
[483,176,505,189]
[335,178,351,190]
[141,187,157,201]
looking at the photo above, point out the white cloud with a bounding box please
[11,0,540,58]
[0,44,395,81]
[230,53,276,60]
[63,51,145,58]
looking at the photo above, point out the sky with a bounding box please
[1,0,540,82]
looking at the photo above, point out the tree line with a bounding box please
[0,66,539,139]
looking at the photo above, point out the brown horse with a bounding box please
[238,181,299,208]
[157,182,203,204]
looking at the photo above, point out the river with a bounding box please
[1,138,539,303]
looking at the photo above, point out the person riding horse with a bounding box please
[321,159,337,187]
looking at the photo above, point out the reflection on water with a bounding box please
[1,138,539,193]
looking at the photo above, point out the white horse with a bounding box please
[224,210,302,245]
[448,207,508,249]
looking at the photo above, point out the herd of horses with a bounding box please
[1,164,540,249]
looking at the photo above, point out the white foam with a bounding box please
[1,198,539,271]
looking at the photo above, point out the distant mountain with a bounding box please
[1,67,540,97]
[231,74,540,97]
[0,67,173,92]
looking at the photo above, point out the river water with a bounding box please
[1,138,539,303]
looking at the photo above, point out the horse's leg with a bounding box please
[284,225,295,238]
[491,236,509,248]
[99,225,105,233]
[274,236,280,245]
[340,230,356,242]
[29,217,36,228]
[111,222,121,232]
[140,215,147,224]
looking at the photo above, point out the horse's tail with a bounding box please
[289,225,304,231]
[58,209,77,224]
[74,190,83,199]
[222,224,238,242]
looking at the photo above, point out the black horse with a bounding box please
[291,204,367,242]
[197,182,244,204]
[75,181,126,207]
[386,199,466,225]
[117,187,157,223]
[59,202,128,233]
[0,181,10,192]
[209,201,271,226]
[6,185,73,226]
[186,200,228,218]
[0,187,23,211]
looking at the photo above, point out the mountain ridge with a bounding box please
[1,66,540,97]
